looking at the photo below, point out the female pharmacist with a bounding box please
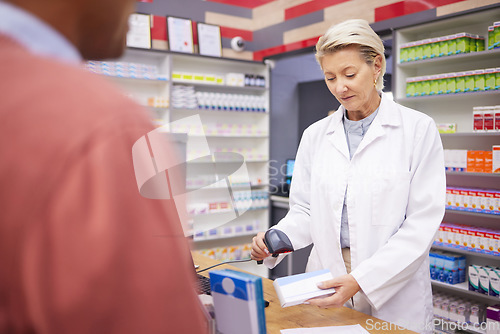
[252,19,445,334]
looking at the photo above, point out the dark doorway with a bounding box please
[298,80,340,139]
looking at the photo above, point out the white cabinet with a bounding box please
[393,7,500,320]
[86,48,270,277]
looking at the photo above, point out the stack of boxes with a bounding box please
[488,21,500,50]
[444,148,499,173]
[433,291,488,327]
[84,61,166,80]
[405,68,500,97]
[468,265,500,297]
[434,222,500,255]
[400,32,485,63]
[445,187,500,215]
[430,250,466,285]
[401,21,499,64]
[474,106,500,132]
[199,244,253,261]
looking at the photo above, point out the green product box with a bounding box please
[414,41,423,61]
[439,36,448,57]
[429,75,439,95]
[455,33,470,54]
[474,70,485,91]
[488,26,495,50]
[464,71,475,92]
[476,36,485,52]
[494,22,500,48]
[400,44,409,63]
[430,38,440,58]
[421,76,431,95]
[422,39,432,59]
[447,35,457,55]
[446,73,456,94]
[484,68,496,90]
[455,72,466,93]
[438,74,447,94]
[496,67,500,89]
[469,35,477,52]
[408,42,416,62]
[406,78,416,97]
[414,77,423,96]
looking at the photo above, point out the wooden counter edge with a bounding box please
[192,251,419,334]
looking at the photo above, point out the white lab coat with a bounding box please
[267,93,445,334]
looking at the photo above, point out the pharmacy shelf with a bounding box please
[172,81,266,92]
[446,171,500,177]
[431,280,500,303]
[398,48,500,69]
[191,207,268,217]
[193,231,257,243]
[392,6,500,133]
[441,132,500,137]
[434,318,485,334]
[189,134,269,138]
[109,47,271,278]
[172,107,268,114]
[431,244,500,260]
[187,159,269,164]
[187,184,269,191]
[105,75,169,83]
[445,209,500,219]
[397,89,499,103]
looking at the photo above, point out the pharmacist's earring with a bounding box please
[373,79,377,87]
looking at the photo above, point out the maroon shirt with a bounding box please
[0,36,208,334]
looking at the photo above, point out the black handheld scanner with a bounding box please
[257,229,294,264]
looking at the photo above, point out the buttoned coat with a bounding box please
[267,93,446,333]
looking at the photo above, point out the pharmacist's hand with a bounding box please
[307,274,360,308]
[251,232,270,262]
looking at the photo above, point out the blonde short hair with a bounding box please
[315,19,386,92]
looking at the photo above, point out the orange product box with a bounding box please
[459,189,470,210]
[484,151,493,173]
[494,146,500,173]
[443,225,454,244]
[451,188,462,209]
[484,232,497,254]
[485,191,495,213]
[468,189,480,211]
[459,227,470,249]
[493,232,500,255]
[467,150,477,172]
[466,230,478,250]
[475,150,485,173]
[451,227,462,246]
[477,190,487,212]
[495,192,500,214]
[446,187,454,207]
[475,230,487,251]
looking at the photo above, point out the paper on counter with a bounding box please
[280,324,370,334]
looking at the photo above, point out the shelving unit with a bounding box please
[393,7,500,132]
[393,6,500,323]
[89,47,271,277]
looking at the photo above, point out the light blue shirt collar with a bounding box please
[343,107,379,136]
[0,2,82,64]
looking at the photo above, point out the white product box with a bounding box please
[273,269,336,308]
[494,146,500,173]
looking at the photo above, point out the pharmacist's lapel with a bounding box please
[326,108,350,160]
[355,94,400,156]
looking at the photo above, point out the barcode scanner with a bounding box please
[257,229,294,264]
